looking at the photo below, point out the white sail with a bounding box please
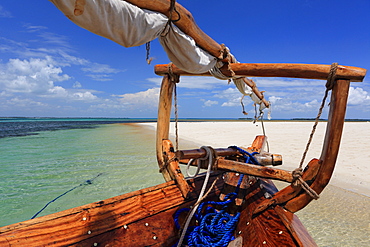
[49,0,216,73]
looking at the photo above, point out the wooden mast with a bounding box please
[156,74,190,197]
[156,74,175,181]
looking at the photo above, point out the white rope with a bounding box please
[186,158,201,178]
[177,146,214,247]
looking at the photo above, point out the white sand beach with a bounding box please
[140,121,370,197]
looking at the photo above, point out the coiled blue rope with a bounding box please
[174,147,261,246]
[229,146,260,165]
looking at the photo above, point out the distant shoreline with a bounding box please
[1,117,369,122]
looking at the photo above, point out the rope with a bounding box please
[186,158,201,178]
[145,41,152,64]
[229,146,260,165]
[31,173,103,219]
[175,148,260,246]
[160,0,180,38]
[299,62,338,169]
[294,62,339,199]
[176,146,215,247]
[174,82,179,151]
[166,63,180,151]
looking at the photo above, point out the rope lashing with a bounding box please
[229,146,261,165]
[292,168,319,199]
[295,62,338,200]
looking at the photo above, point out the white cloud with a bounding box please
[202,99,218,107]
[82,63,122,74]
[0,57,69,94]
[348,87,370,105]
[73,91,98,101]
[252,77,323,88]
[6,97,47,107]
[73,81,82,88]
[147,76,227,89]
[118,87,160,109]
[0,57,100,103]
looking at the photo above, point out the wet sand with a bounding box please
[139,121,370,246]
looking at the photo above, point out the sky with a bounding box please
[0,0,369,119]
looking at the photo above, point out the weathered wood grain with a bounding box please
[156,74,175,181]
[124,0,223,59]
[155,63,366,81]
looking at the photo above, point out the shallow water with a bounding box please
[0,122,163,226]
[275,182,370,247]
[0,120,369,246]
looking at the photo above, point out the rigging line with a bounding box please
[299,62,338,169]
[31,173,103,219]
[177,147,215,247]
[174,82,179,151]
[259,113,270,153]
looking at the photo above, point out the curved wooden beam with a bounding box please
[253,159,321,215]
[284,79,351,212]
[155,63,366,82]
[156,74,175,181]
[124,0,223,59]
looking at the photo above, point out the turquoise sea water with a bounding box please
[0,120,163,227]
[1,119,369,246]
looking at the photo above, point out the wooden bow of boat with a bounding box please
[155,62,367,214]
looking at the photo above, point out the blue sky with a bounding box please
[0,0,369,119]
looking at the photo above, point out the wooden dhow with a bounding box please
[0,0,367,246]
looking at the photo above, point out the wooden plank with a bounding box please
[0,181,183,246]
[155,63,366,82]
[275,206,318,247]
[0,174,224,247]
[237,179,317,246]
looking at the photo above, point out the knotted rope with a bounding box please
[293,62,339,199]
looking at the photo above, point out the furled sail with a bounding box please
[49,0,216,74]
[49,0,268,112]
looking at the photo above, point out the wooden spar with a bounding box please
[184,158,293,182]
[284,79,351,212]
[178,147,238,160]
[218,159,293,182]
[124,0,223,59]
[156,74,175,181]
[155,63,367,82]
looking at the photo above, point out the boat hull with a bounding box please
[0,173,315,246]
